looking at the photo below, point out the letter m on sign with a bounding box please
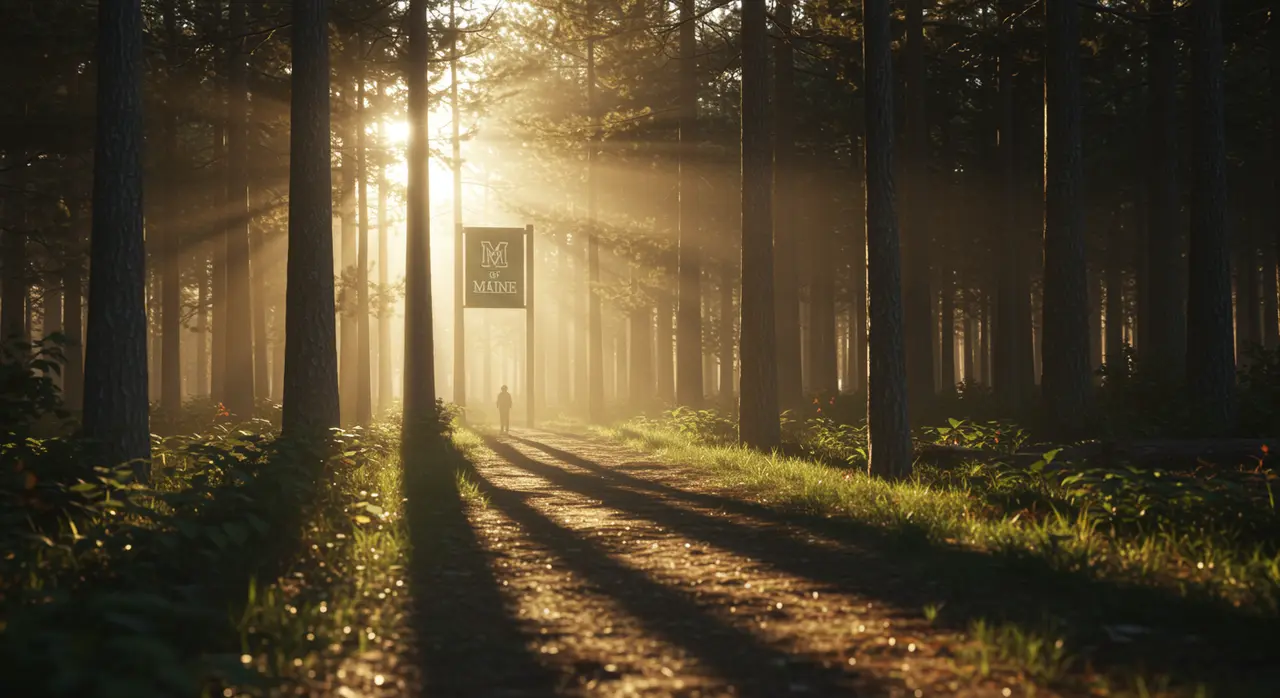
[481,241,508,269]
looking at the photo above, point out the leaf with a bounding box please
[948,418,962,428]
[353,514,372,524]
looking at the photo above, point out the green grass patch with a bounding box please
[601,419,1280,696]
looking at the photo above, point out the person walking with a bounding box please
[496,385,513,434]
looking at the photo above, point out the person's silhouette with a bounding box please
[496,385,513,434]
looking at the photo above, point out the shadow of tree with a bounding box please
[503,434,1280,696]
[402,433,562,697]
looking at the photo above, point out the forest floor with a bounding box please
[396,429,1054,698]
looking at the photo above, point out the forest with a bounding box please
[2,0,1279,696]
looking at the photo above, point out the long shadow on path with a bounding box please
[466,452,883,697]
[500,434,1280,696]
[403,434,562,697]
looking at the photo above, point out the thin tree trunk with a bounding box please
[196,252,209,396]
[281,0,340,436]
[772,0,802,409]
[339,76,358,425]
[719,261,734,399]
[939,273,956,391]
[401,0,438,425]
[450,0,466,409]
[1089,267,1103,373]
[83,0,150,472]
[1105,234,1126,365]
[807,221,838,397]
[964,305,977,384]
[863,0,911,478]
[903,0,934,411]
[211,119,227,404]
[62,201,85,409]
[1187,0,1235,435]
[224,0,254,418]
[738,0,780,449]
[629,266,653,407]
[656,289,675,402]
[587,36,605,420]
[355,60,372,425]
[676,0,703,408]
[377,87,393,414]
[159,0,182,413]
[1265,240,1279,348]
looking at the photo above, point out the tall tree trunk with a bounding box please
[159,0,182,413]
[211,119,227,403]
[1272,6,1280,352]
[282,0,340,436]
[738,0,780,449]
[586,37,605,420]
[629,268,653,407]
[339,77,357,425]
[939,273,956,391]
[719,261,734,398]
[656,289,675,402]
[675,0,703,408]
[1042,0,1091,437]
[356,61,372,425]
[1089,268,1103,373]
[964,304,977,384]
[195,252,209,396]
[851,119,867,395]
[450,0,466,409]
[1105,240,1125,366]
[772,0,802,408]
[1187,0,1235,435]
[83,0,151,472]
[863,0,911,478]
[993,0,1034,409]
[402,0,438,425]
[224,0,254,418]
[62,201,85,409]
[1,180,27,342]
[1145,0,1183,380]
[377,90,393,414]
[903,0,934,412]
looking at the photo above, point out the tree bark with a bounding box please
[993,0,1034,409]
[401,0,438,426]
[1042,0,1092,438]
[83,0,151,472]
[1145,0,1184,381]
[158,0,182,413]
[719,261,734,398]
[339,76,358,425]
[1187,0,1236,435]
[738,0,780,449]
[863,0,911,479]
[587,36,605,421]
[281,0,340,436]
[377,87,393,414]
[676,0,703,408]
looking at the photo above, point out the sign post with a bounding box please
[463,226,535,428]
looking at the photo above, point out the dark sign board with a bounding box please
[464,227,526,308]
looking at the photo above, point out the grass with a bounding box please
[600,419,1280,697]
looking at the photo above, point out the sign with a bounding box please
[464,227,526,308]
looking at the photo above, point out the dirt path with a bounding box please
[404,429,1037,698]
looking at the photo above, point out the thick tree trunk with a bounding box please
[401,0,438,425]
[83,0,151,472]
[1272,8,1280,351]
[676,0,703,408]
[863,0,911,478]
[281,0,340,436]
[1145,0,1184,380]
[1042,0,1091,438]
[738,0,780,449]
[224,0,254,419]
[1187,0,1236,435]
[993,0,1034,409]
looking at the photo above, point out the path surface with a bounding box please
[407,429,1033,698]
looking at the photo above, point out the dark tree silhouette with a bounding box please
[863,0,911,479]
[281,0,339,436]
[158,0,182,413]
[1041,0,1091,437]
[1187,0,1235,435]
[738,0,780,450]
[356,60,372,426]
[82,0,151,471]
[401,0,438,424]
[1145,0,1183,381]
[902,0,934,414]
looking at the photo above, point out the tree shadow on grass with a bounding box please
[401,433,561,697]
[464,458,884,697]
[503,434,1280,696]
